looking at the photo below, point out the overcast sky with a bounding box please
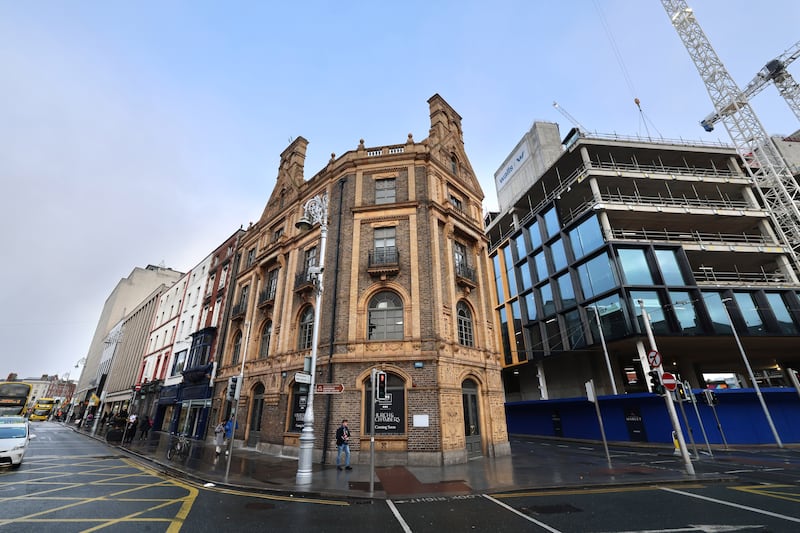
[2,1,798,381]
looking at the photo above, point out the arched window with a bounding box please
[457,301,474,347]
[231,330,242,365]
[259,321,272,359]
[450,154,458,174]
[298,307,314,349]
[368,291,403,340]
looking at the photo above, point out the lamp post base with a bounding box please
[296,425,315,485]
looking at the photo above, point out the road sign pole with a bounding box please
[638,300,695,476]
[369,369,376,495]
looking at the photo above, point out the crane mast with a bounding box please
[701,39,800,131]
[661,0,800,275]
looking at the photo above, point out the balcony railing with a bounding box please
[230,300,247,319]
[455,263,477,289]
[294,270,316,291]
[368,247,400,277]
[693,268,789,285]
[258,286,277,307]
[608,228,773,247]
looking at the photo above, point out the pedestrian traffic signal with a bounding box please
[227,376,240,401]
[648,370,665,395]
[376,371,388,401]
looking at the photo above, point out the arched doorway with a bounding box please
[247,383,265,447]
[462,379,482,458]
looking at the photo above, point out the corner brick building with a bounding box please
[213,94,509,465]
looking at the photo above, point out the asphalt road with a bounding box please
[1,422,798,532]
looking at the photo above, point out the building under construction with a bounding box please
[486,123,800,401]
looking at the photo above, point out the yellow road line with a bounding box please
[732,484,800,504]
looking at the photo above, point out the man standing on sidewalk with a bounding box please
[335,419,352,471]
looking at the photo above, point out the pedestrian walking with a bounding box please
[124,413,137,443]
[214,421,225,456]
[335,419,352,470]
[223,418,238,456]
[139,415,151,440]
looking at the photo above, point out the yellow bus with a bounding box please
[0,382,32,416]
[29,397,56,421]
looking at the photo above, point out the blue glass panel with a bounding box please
[569,215,604,260]
[519,261,533,291]
[550,239,568,272]
[733,292,766,335]
[702,292,732,334]
[619,249,654,285]
[565,309,585,348]
[492,254,504,303]
[631,290,668,335]
[513,233,527,260]
[540,283,556,317]
[543,207,560,238]
[524,292,537,321]
[499,307,511,365]
[503,246,517,296]
[669,290,701,335]
[578,253,618,298]
[534,251,548,282]
[655,249,686,285]
[527,221,542,250]
[556,272,576,309]
[765,293,798,334]
[587,294,629,341]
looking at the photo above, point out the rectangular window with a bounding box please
[527,221,542,250]
[556,272,576,309]
[498,307,511,365]
[587,294,630,342]
[533,251,548,282]
[549,238,568,272]
[513,233,527,260]
[542,207,559,238]
[493,254,504,304]
[304,246,318,277]
[540,282,556,317]
[171,350,187,376]
[655,249,686,285]
[266,269,279,301]
[569,215,604,260]
[272,226,284,243]
[565,309,585,349]
[519,260,533,291]
[631,290,668,335]
[765,293,798,334]
[376,178,396,204]
[449,193,463,212]
[669,290,701,335]
[247,247,256,267]
[503,246,517,296]
[733,292,766,335]
[702,292,732,334]
[578,253,618,298]
[619,249,654,285]
[524,291,538,321]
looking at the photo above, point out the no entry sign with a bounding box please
[661,372,677,391]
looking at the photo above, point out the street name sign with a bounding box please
[294,372,311,384]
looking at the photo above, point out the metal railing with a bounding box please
[693,269,788,285]
[455,263,477,283]
[369,247,399,267]
[608,228,772,246]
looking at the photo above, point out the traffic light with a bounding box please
[227,376,239,401]
[675,382,687,401]
[702,389,718,406]
[376,371,388,401]
[648,370,665,395]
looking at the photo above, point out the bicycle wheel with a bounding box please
[166,446,175,460]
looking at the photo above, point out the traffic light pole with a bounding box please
[638,300,695,476]
[369,369,376,495]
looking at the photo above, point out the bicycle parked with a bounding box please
[166,433,191,460]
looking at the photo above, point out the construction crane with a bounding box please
[661,0,800,275]
[701,39,800,131]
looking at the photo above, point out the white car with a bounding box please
[0,415,35,469]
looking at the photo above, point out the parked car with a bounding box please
[0,415,35,468]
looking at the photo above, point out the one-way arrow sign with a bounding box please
[315,383,344,394]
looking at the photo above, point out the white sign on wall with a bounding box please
[412,414,429,427]
[495,146,527,192]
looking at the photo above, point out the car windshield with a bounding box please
[0,427,26,438]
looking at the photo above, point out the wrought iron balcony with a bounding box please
[230,300,247,319]
[368,247,400,277]
[455,262,477,289]
[258,286,277,308]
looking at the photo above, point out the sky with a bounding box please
[2,1,798,382]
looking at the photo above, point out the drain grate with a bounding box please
[521,503,582,515]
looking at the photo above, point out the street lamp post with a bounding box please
[720,298,783,448]
[589,305,618,395]
[295,193,329,485]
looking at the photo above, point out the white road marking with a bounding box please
[386,499,412,533]
[482,494,563,532]
[660,487,800,523]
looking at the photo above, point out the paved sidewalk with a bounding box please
[64,422,764,501]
